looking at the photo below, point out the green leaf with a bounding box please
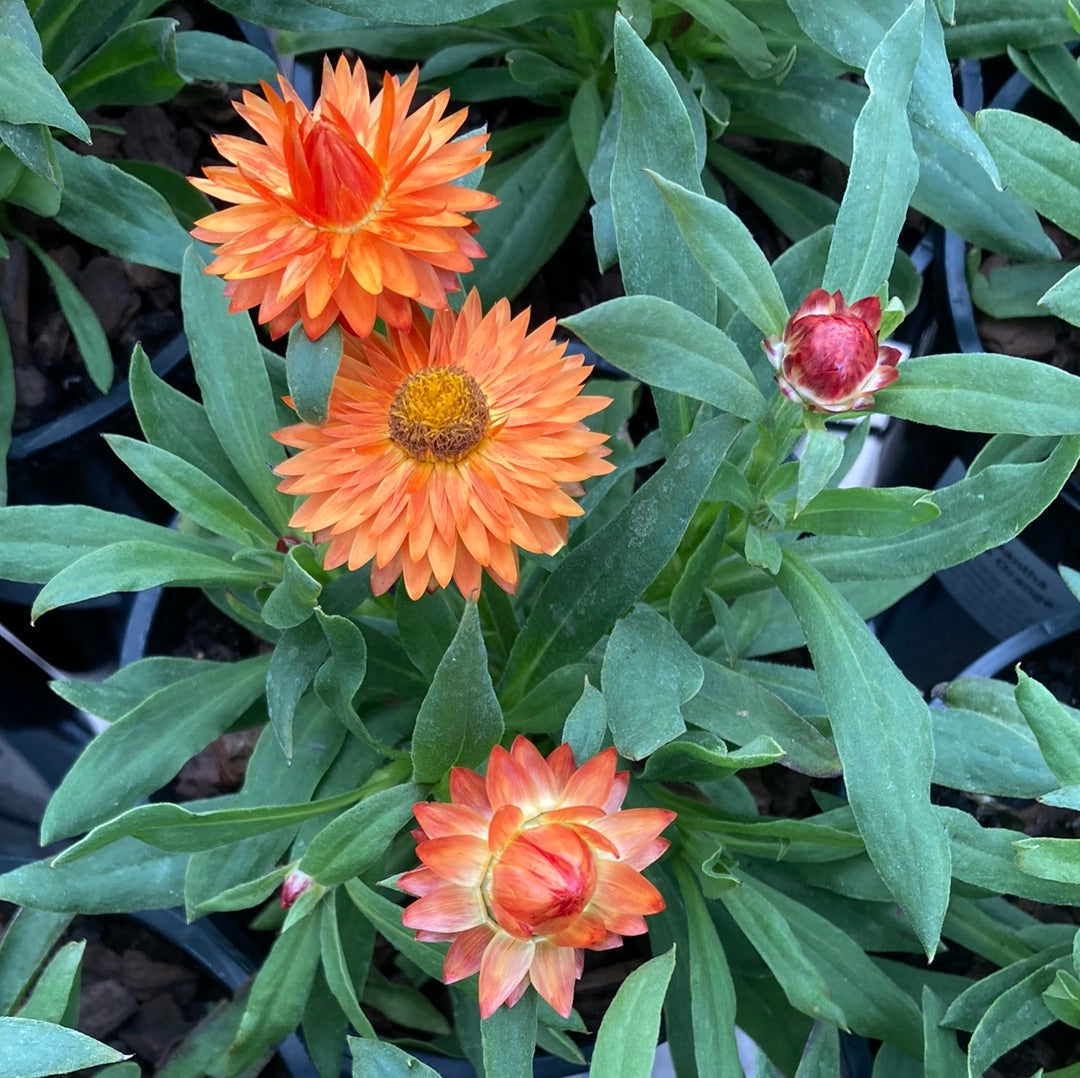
[53,144,189,272]
[1015,668,1080,787]
[0,907,72,1014]
[482,990,536,1078]
[976,108,1080,240]
[261,549,323,630]
[344,879,445,982]
[52,785,367,864]
[228,913,322,1074]
[943,0,1074,54]
[794,1023,840,1078]
[191,865,289,915]
[921,986,966,1077]
[590,947,675,1078]
[19,232,112,393]
[876,354,1080,434]
[287,0,517,22]
[787,0,998,184]
[729,71,1053,262]
[966,954,1068,1077]
[670,862,745,1075]
[0,35,89,139]
[602,604,700,759]
[286,322,343,425]
[347,1038,442,1078]
[182,244,290,532]
[1043,968,1080,1030]
[466,123,588,305]
[16,941,84,1025]
[642,733,783,781]
[795,486,938,537]
[683,658,841,777]
[411,601,503,783]
[42,655,269,842]
[173,30,278,84]
[561,679,607,765]
[775,550,950,956]
[0,841,187,914]
[569,74,604,177]
[319,895,377,1040]
[1015,837,1080,886]
[300,783,423,886]
[500,414,741,703]
[675,0,786,77]
[649,172,787,338]
[104,434,275,547]
[796,429,846,514]
[128,345,250,503]
[823,0,922,300]
[931,706,1056,798]
[721,876,849,1027]
[61,19,183,111]
[395,587,460,681]
[611,15,714,322]
[0,1017,127,1076]
[268,617,329,759]
[313,610,373,741]
[30,540,265,621]
[562,297,767,422]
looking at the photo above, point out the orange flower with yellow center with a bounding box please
[190,56,497,340]
[272,291,614,600]
[399,738,675,1019]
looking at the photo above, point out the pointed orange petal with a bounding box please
[561,747,618,809]
[444,924,495,984]
[402,885,486,934]
[449,766,491,814]
[414,801,489,840]
[589,808,676,865]
[478,933,535,1019]
[417,835,489,886]
[528,942,579,1018]
[591,861,666,921]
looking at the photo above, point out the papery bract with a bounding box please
[763,288,902,413]
[399,737,675,1019]
[190,56,497,340]
[273,291,614,600]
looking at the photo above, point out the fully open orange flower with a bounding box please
[273,291,614,600]
[190,57,497,340]
[399,738,675,1019]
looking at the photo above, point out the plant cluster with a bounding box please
[3,1,1080,1076]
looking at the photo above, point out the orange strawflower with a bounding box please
[272,291,614,600]
[399,737,675,1019]
[190,57,497,340]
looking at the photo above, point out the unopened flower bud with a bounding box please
[763,289,901,413]
[280,869,312,909]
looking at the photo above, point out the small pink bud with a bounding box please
[276,535,303,554]
[763,289,901,413]
[280,869,312,909]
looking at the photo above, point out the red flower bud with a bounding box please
[763,289,901,413]
[280,869,312,909]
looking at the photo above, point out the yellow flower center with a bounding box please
[388,366,490,463]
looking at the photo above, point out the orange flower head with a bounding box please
[399,737,675,1019]
[190,56,497,340]
[763,288,902,413]
[272,291,615,600]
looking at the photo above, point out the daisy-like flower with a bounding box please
[272,291,614,600]
[399,737,675,1020]
[190,56,497,340]
[763,288,902,413]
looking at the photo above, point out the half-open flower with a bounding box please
[763,289,902,413]
[190,56,497,340]
[273,291,614,600]
[399,737,675,1020]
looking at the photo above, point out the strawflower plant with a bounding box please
[3,2,1080,1077]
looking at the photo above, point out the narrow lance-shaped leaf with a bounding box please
[0,1018,127,1076]
[649,172,787,338]
[775,549,950,956]
[500,414,741,704]
[590,947,676,1078]
[823,0,922,300]
[481,989,537,1078]
[410,601,503,783]
[1015,668,1080,787]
